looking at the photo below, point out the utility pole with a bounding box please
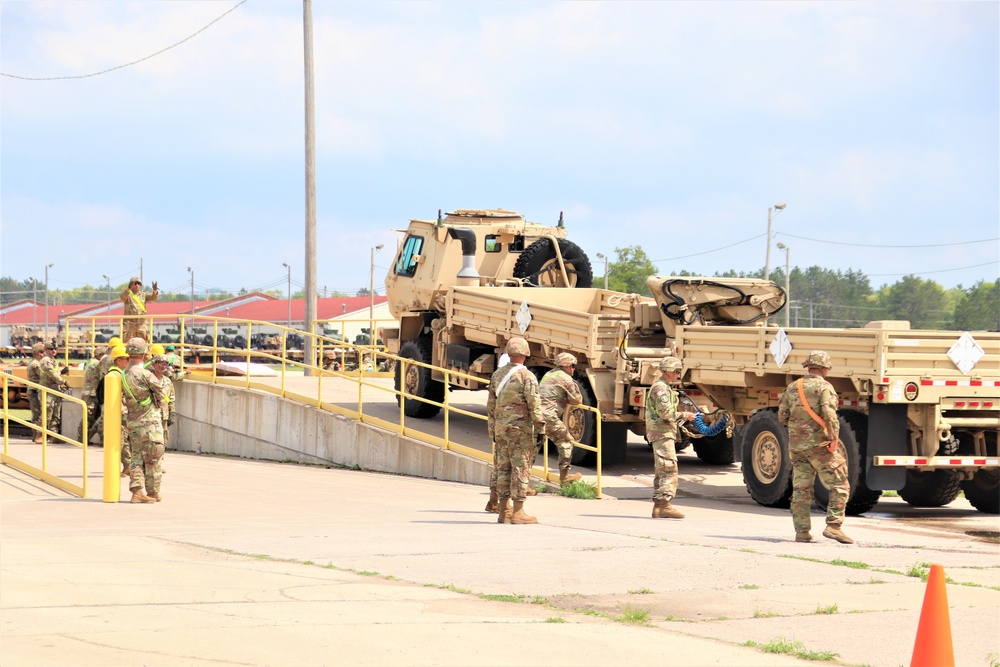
[303,0,318,374]
[763,202,786,282]
[44,263,54,344]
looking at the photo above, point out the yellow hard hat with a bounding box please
[111,344,128,359]
[108,336,122,347]
[150,344,165,355]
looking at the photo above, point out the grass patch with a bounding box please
[742,638,838,662]
[830,558,870,570]
[814,603,838,615]
[544,617,567,623]
[580,609,608,618]
[738,584,761,590]
[357,570,379,577]
[882,489,899,497]
[440,583,473,594]
[753,608,779,618]
[664,615,686,622]
[478,593,547,605]
[613,605,651,625]
[907,562,931,581]
[628,588,654,595]
[560,479,597,499]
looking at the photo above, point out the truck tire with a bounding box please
[961,470,999,514]
[899,470,962,507]
[513,238,593,288]
[395,338,444,419]
[569,381,627,466]
[813,412,882,515]
[959,431,999,514]
[741,410,792,508]
[693,431,736,465]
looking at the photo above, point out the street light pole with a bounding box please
[764,202,786,282]
[44,263,54,344]
[370,244,384,348]
[777,242,791,327]
[187,267,194,314]
[282,262,292,327]
[595,253,609,290]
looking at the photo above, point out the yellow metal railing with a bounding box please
[21,313,606,498]
[1,373,90,498]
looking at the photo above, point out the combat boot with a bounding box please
[795,532,814,542]
[651,498,665,518]
[823,523,854,544]
[497,496,512,524]
[658,502,685,519]
[560,469,582,486]
[129,490,155,504]
[32,432,41,443]
[525,486,537,496]
[485,491,499,513]
[147,492,162,503]
[510,500,538,525]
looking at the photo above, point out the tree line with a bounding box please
[605,246,998,331]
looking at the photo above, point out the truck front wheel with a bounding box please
[394,338,444,419]
[568,381,627,466]
[741,410,792,508]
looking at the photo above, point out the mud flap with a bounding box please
[866,404,907,490]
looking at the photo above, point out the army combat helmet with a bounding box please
[505,337,529,357]
[803,350,833,370]
[126,337,148,357]
[554,352,577,368]
[658,356,683,372]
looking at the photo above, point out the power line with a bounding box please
[1,1,246,81]
[868,261,998,277]
[778,232,999,248]
[652,233,766,262]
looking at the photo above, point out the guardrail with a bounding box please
[1,373,90,498]
[8,314,606,499]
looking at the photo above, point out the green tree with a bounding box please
[877,275,952,329]
[608,246,658,295]
[953,280,1000,331]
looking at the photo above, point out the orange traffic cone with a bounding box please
[910,563,954,667]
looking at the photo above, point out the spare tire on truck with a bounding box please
[513,238,593,288]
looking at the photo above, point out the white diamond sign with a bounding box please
[515,301,532,334]
[770,328,792,367]
[948,332,984,375]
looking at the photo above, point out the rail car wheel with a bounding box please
[513,238,593,288]
[741,410,792,508]
[394,338,444,419]
[568,381,627,466]
[813,412,882,515]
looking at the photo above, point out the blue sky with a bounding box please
[2,0,997,299]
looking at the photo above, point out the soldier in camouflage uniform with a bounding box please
[102,344,131,474]
[486,337,545,524]
[119,277,158,342]
[645,357,695,519]
[778,350,853,544]
[121,338,165,504]
[26,342,45,442]
[150,352,175,444]
[38,342,70,440]
[77,348,105,443]
[539,352,584,486]
[89,337,122,445]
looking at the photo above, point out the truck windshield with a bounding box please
[395,235,423,277]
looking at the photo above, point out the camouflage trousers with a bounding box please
[489,440,498,493]
[542,412,574,471]
[41,394,63,437]
[790,445,850,533]
[77,393,99,443]
[28,390,41,427]
[127,417,164,495]
[651,437,679,502]
[121,319,149,343]
[495,427,535,503]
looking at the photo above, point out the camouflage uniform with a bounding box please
[120,278,158,342]
[38,351,69,436]
[122,358,165,497]
[645,375,683,503]
[102,366,131,466]
[487,361,544,505]
[160,371,175,444]
[77,355,103,442]
[26,349,43,428]
[778,369,850,535]
[539,366,583,475]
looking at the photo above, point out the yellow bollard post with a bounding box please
[102,370,123,503]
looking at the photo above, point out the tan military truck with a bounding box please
[649,277,1000,515]
[383,209,752,466]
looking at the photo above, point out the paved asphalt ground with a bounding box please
[2,434,999,667]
